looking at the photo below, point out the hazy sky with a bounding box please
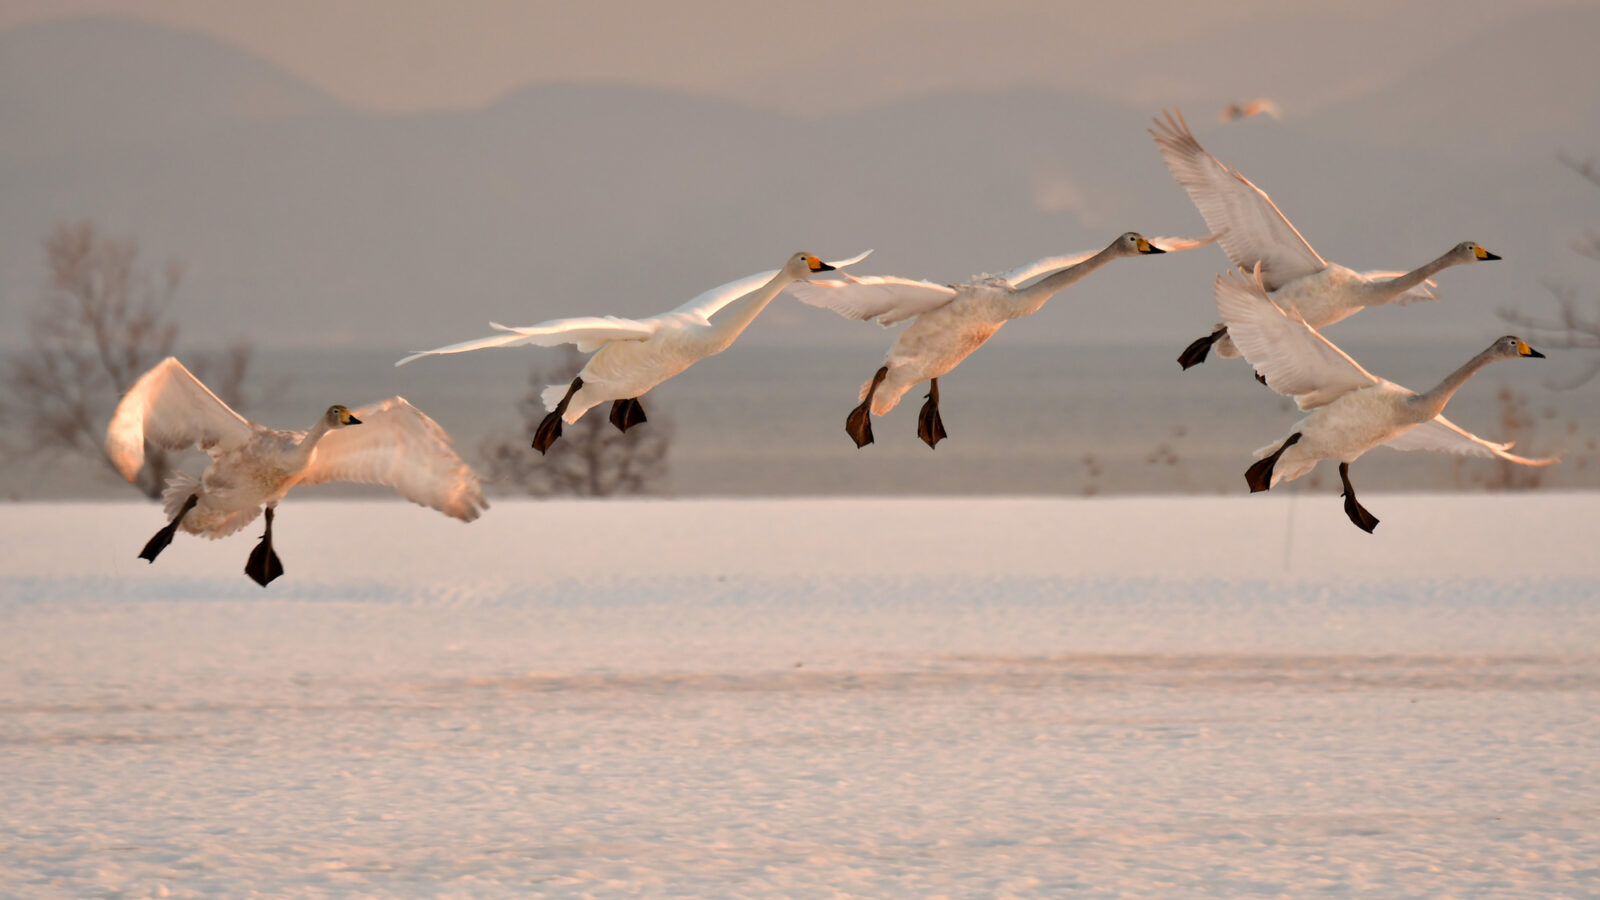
[2,0,1588,113]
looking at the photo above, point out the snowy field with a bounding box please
[3,494,1599,898]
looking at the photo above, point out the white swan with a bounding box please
[1214,266,1556,532]
[396,250,870,453]
[107,357,486,585]
[787,232,1214,448]
[1150,109,1501,370]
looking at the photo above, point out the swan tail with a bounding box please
[161,471,202,524]
[1213,329,1242,360]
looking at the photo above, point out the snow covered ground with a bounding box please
[3,495,1599,898]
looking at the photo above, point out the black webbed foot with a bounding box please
[609,397,648,433]
[533,376,583,454]
[1177,327,1227,370]
[1339,462,1380,533]
[1244,432,1301,493]
[244,507,284,587]
[916,379,948,449]
[139,493,198,563]
[846,366,889,449]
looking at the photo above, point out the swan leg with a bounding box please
[1244,432,1301,493]
[608,397,648,433]
[534,376,582,455]
[244,506,285,587]
[1338,462,1380,534]
[916,378,948,449]
[138,493,198,563]
[845,366,888,449]
[1177,327,1227,370]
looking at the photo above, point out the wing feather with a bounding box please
[297,397,488,521]
[396,316,658,365]
[785,274,959,326]
[1213,266,1379,409]
[1382,416,1560,465]
[674,249,874,321]
[105,357,255,481]
[1150,109,1326,291]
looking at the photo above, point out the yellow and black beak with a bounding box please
[1137,237,1164,254]
[1517,341,1545,359]
[807,256,835,272]
[1475,246,1501,261]
[342,411,363,425]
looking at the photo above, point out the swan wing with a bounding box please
[105,357,255,481]
[298,397,488,521]
[1382,415,1561,465]
[396,316,659,365]
[1150,109,1326,291]
[674,249,875,321]
[1213,265,1378,409]
[785,274,959,326]
[1361,269,1439,305]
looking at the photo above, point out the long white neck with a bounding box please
[1407,346,1503,421]
[702,269,794,352]
[1359,249,1465,306]
[1010,245,1122,317]
[288,417,335,469]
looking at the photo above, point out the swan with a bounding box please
[107,357,486,585]
[1219,98,1281,122]
[396,250,870,453]
[1214,266,1556,532]
[1150,109,1501,370]
[787,232,1214,448]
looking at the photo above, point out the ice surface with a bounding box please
[2,496,1598,898]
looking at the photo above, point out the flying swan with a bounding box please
[1150,109,1500,370]
[1214,265,1556,532]
[787,232,1214,448]
[396,250,870,453]
[107,357,486,585]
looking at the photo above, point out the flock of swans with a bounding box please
[106,109,1557,584]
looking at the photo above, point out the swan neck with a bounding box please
[1361,250,1458,305]
[1012,246,1117,315]
[290,418,334,467]
[1410,347,1499,419]
[706,269,791,345]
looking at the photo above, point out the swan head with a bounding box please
[785,252,836,278]
[1456,241,1501,262]
[1115,232,1165,255]
[325,404,363,427]
[1490,336,1545,360]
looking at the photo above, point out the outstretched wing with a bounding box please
[1000,233,1219,288]
[674,249,875,321]
[105,357,255,481]
[1150,109,1326,291]
[785,274,959,326]
[396,316,659,365]
[1382,416,1561,466]
[1213,265,1379,409]
[298,397,487,521]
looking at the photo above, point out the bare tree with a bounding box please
[479,347,671,497]
[1500,153,1600,386]
[0,221,258,498]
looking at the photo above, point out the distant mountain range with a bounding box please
[2,13,1597,353]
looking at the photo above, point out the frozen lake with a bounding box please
[2,496,1599,897]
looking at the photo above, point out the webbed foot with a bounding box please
[1178,327,1227,370]
[846,366,889,449]
[916,379,948,449]
[1244,432,1301,493]
[139,493,198,562]
[244,507,284,587]
[533,376,583,454]
[1339,462,1380,534]
[609,397,647,432]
